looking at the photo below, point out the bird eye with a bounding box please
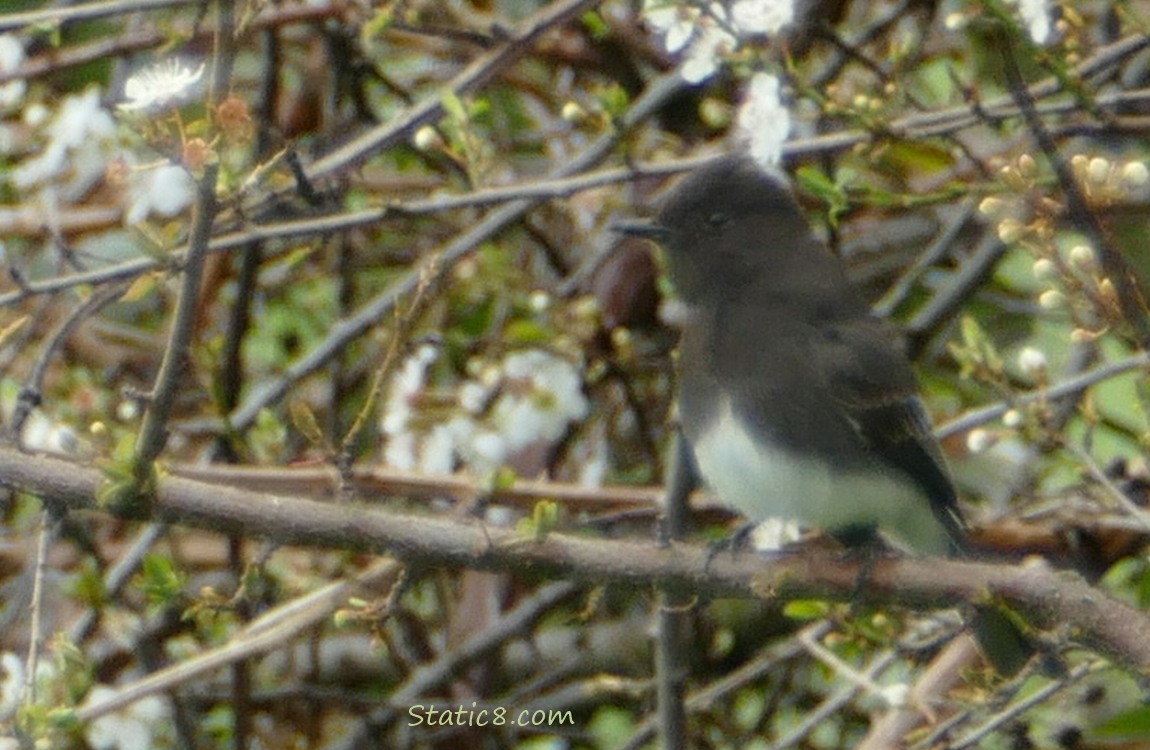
[705,212,731,229]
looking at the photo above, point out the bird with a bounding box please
[615,153,1037,675]
[616,153,965,555]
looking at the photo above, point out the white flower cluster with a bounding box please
[123,162,196,225]
[11,88,116,200]
[83,685,171,750]
[118,58,205,113]
[642,0,793,84]
[737,71,790,169]
[381,346,590,477]
[2,56,197,225]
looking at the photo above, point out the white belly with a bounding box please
[691,396,950,554]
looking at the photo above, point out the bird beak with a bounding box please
[609,218,669,241]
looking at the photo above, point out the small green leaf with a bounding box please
[796,166,850,227]
[517,499,560,542]
[595,83,630,120]
[67,558,108,609]
[504,319,549,345]
[783,599,830,621]
[138,554,186,609]
[948,315,1005,380]
[289,399,326,447]
[581,10,609,39]
[442,91,468,123]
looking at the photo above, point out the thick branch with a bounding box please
[0,446,1147,668]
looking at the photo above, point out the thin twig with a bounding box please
[20,512,55,708]
[935,351,1150,440]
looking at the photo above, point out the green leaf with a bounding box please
[67,558,108,609]
[504,318,550,345]
[138,554,186,609]
[289,399,326,447]
[796,166,850,227]
[795,166,839,203]
[783,599,830,621]
[581,10,609,39]
[517,499,560,542]
[442,91,468,124]
[879,140,956,176]
[948,315,1004,380]
[595,83,630,120]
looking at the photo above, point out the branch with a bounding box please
[130,143,220,477]
[1,446,1148,670]
[0,0,193,31]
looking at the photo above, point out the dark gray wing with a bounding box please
[812,313,969,551]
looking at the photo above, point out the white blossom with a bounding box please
[965,428,997,454]
[737,72,790,169]
[1122,161,1149,187]
[459,381,491,414]
[21,411,79,454]
[878,683,910,709]
[124,163,195,224]
[381,344,438,437]
[1038,289,1065,309]
[0,652,22,722]
[412,125,442,151]
[419,423,457,475]
[731,0,793,35]
[0,34,26,110]
[467,429,508,472]
[1017,346,1047,375]
[84,686,170,750]
[1086,156,1111,185]
[381,344,439,469]
[1067,244,1095,271]
[384,429,418,470]
[381,348,588,476]
[643,0,792,84]
[642,1,697,53]
[488,351,587,455]
[12,88,115,195]
[119,58,205,113]
[680,21,736,84]
[1017,0,1051,44]
[1031,257,1057,280]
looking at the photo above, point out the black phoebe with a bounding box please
[617,154,1040,675]
[617,154,966,554]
